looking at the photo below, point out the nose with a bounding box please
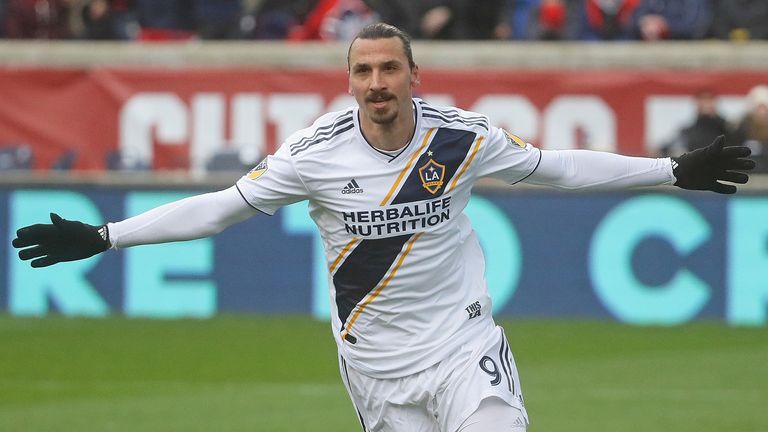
[370,69,385,91]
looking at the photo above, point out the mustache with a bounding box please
[366,92,395,103]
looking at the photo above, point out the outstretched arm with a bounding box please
[107,186,257,248]
[526,136,754,193]
[12,186,257,267]
[526,149,675,190]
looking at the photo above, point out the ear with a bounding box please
[411,65,421,88]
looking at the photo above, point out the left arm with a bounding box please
[525,149,675,190]
[525,135,754,194]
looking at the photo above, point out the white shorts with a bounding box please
[338,325,528,432]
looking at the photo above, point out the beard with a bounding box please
[369,105,398,124]
[366,92,398,125]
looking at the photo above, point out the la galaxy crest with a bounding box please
[247,158,268,180]
[419,159,446,194]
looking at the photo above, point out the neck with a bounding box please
[360,102,416,152]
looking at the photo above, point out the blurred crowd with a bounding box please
[1,0,767,42]
[663,84,768,173]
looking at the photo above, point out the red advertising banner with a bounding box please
[0,67,766,171]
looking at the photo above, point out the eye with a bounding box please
[353,65,371,74]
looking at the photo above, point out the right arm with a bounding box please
[13,141,309,268]
[12,110,366,267]
[108,186,258,248]
[112,134,314,249]
[11,186,259,268]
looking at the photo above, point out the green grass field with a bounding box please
[1,315,766,431]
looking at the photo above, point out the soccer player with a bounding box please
[12,23,754,432]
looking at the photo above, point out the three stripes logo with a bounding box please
[342,179,364,194]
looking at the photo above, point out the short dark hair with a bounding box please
[347,23,416,70]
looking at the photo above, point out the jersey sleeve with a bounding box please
[474,126,542,184]
[235,144,309,215]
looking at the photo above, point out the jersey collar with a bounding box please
[354,99,422,163]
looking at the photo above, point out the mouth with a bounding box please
[371,100,390,109]
[367,94,394,109]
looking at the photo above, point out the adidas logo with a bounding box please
[342,179,364,194]
[98,225,109,242]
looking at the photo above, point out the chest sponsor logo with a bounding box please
[419,159,446,194]
[341,196,452,237]
[246,158,268,180]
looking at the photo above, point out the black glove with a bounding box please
[12,213,110,268]
[672,135,756,194]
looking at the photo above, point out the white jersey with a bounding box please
[236,98,541,378]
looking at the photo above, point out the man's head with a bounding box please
[747,84,768,122]
[347,23,419,127]
[694,90,717,117]
[347,23,416,72]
